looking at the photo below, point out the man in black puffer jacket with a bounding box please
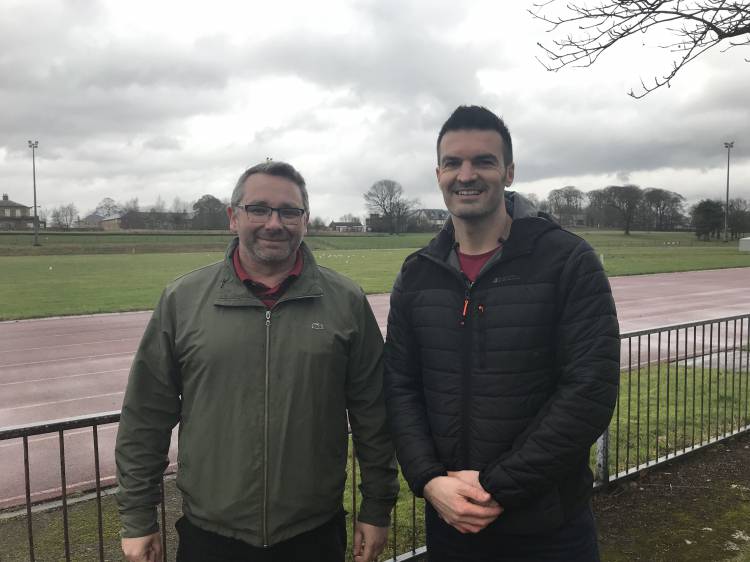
[384,105,620,562]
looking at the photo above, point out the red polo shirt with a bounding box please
[232,248,304,308]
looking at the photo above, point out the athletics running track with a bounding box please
[1,268,748,510]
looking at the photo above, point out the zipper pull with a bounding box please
[265,310,271,326]
[460,287,471,326]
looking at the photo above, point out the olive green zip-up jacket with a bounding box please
[115,239,398,546]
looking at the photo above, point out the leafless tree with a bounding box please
[51,203,78,230]
[531,0,750,98]
[363,179,418,233]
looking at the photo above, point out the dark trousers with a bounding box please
[175,511,347,562]
[425,504,601,562]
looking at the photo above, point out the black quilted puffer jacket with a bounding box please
[384,196,620,534]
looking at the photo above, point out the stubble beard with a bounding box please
[447,180,505,222]
[245,231,302,265]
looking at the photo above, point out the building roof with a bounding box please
[416,208,450,220]
[1,194,30,208]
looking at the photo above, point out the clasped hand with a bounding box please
[423,470,503,534]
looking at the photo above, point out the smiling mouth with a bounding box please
[454,189,482,196]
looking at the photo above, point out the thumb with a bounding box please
[353,526,364,555]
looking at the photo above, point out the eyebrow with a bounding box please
[440,153,500,166]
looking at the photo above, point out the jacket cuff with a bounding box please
[120,506,159,538]
[357,497,397,527]
[413,468,448,499]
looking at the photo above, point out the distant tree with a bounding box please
[547,185,585,224]
[192,194,228,230]
[642,188,685,230]
[51,203,78,229]
[309,216,327,231]
[121,197,140,212]
[603,185,644,235]
[339,213,362,224]
[531,0,750,98]
[728,198,750,239]
[691,199,724,240]
[363,179,417,234]
[95,197,122,218]
[171,197,191,214]
[151,195,166,213]
[516,192,540,207]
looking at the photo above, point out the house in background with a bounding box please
[328,221,365,233]
[412,208,450,230]
[0,193,36,230]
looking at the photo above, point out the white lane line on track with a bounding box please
[0,425,119,449]
[0,368,129,387]
[0,338,139,354]
[0,352,133,369]
[0,391,124,413]
[0,462,178,505]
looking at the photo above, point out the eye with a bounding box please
[279,208,304,219]
[247,205,270,217]
[441,158,460,169]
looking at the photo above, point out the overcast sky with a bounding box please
[1,0,748,221]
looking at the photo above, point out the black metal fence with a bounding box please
[1,313,748,561]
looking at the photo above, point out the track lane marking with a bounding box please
[0,352,133,369]
[0,338,139,354]
[0,368,129,387]
[0,391,124,413]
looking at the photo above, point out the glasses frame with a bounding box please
[239,204,307,225]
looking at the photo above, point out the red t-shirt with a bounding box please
[232,248,303,308]
[457,247,500,283]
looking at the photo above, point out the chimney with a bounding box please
[2,194,8,201]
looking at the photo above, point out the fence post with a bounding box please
[595,429,610,486]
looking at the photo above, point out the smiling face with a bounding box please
[228,173,308,269]
[436,129,515,224]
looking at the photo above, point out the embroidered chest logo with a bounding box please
[492,274,521,285]
[311,322,325,330]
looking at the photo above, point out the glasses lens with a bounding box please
[245,205,271,222]
[279,208,304,224]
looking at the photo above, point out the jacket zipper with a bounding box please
[263,309,271,547]
[460,283,473,467]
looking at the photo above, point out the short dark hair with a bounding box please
[436,105,513,167]
[231,161,309,213]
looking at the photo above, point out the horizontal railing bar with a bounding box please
[0,411,121,440]
[620,313,749,339]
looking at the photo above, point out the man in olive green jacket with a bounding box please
[116,161,398,562]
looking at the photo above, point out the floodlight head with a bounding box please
[724,141,734,149]
[27,140,38,148]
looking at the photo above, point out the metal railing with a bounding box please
[2,313,748,561]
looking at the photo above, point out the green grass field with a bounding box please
[1,230,749,320]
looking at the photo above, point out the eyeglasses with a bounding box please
[240,204,306,225]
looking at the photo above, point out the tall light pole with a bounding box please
[723,141,734,242]
[27,140,40,246]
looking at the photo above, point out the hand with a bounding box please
[353,520,389,562]
[122,532,162,562]
[447,470,502,508]
[424,475,503,534]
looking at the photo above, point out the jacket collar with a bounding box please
[422,191,560,265]
[215,238,323,306]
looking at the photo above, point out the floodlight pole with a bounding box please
[723,141,734,243]
[28,140,40,246]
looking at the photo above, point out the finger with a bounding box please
[352,528,364,556]
[458,483,492,504]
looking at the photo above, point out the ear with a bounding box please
[227,206,238,233]
[505,162,515,187]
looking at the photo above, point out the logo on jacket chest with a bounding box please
[491,274,521,285]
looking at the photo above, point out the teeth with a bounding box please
[456,190,481,195]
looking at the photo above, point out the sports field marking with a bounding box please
[0,352,133,369]
[0,368,129,387]
[0,338,139,355]
[0,391,124,413]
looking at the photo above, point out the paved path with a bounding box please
[0,267,748,509]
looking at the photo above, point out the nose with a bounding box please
[264,209,284,229]
[457,160,477,183]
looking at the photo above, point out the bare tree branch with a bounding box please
[531,0,750,97]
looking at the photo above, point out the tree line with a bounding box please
[528,184,749,240]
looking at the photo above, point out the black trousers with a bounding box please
[425,504,601,562]
[175,511,347,562]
